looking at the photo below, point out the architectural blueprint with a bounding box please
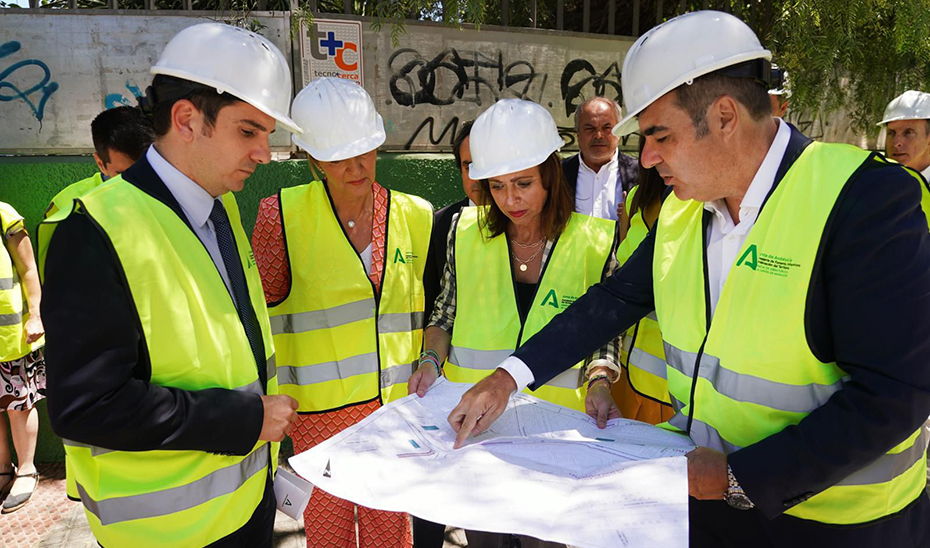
[289,378,692,548]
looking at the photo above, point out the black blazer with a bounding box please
[42,155,265,456]
[561,151,640,206]
[516,125,930,530]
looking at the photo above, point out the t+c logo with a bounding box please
[309,25,358,71]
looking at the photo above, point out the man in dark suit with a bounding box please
[562,97,638,220]
[448,11,930,548]
[39,23,300,548]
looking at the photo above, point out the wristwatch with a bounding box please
[725,464,755,510]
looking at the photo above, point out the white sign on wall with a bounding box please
[299,19,364,87]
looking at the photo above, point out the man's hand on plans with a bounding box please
[447,368,517,449]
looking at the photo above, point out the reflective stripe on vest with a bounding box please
[616,186,671,405]
[46,179,279,547]
[663,343,846,413]
[653,142,927,525]
[76,447,268,527]
[446,208,615,412]
[269,181,432,412]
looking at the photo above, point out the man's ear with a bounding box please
[93,152,108,176]
[170,99,200,142]
[711,95,740,142]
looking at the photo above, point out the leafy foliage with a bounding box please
[769,0,930,133]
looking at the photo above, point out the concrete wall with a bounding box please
[0,153,464,462]
[1,11,639,154]
[0,12,295,154]
[354,17,636,151]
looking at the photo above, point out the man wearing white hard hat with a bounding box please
[252,77,433,548]
[39,23,301,547]
[880,90,930,180]
[449,10,930,546]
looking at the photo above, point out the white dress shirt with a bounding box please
[575,150,620,220]
[146,146,234,299]
[922,165,930,182]
[501,119,791,391]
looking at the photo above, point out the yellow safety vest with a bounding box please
[269,181,432,412]
[446,207,616,412]
[38,172,107,275]
[654,142,927,525]
[40,174,109,502]
[0,203,43,362]
[616,186,671,405]
[40,178,279,547]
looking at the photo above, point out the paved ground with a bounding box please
[0,462,467,548]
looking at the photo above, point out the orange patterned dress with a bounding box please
[252,182,412,548]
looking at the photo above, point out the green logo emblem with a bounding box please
[736,244,757,270]
[393,248,406,264]
[541,289,559,309]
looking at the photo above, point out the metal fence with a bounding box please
[8,0,763,39]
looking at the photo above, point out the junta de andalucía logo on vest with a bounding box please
[393,248,419,264]
[736,244,800,278]
[540,289,578,310]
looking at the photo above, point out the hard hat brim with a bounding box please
[612,49,772,137]
[151,66,303,134]
[877,115,930,126]
[293,128,387,162]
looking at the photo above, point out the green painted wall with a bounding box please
[0,153,464,462]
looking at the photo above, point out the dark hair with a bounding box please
[476,152,574,241]
[91,106,155,165]
[674,70,771,138]
[150,75,241,137]
[452,120,474,171]
[629,138,665,219]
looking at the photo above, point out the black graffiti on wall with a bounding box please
[560,59,622,118]
[388,48,548,108]
[404,116,461,149]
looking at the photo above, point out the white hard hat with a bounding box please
[614,10,772,136]
[468,99,563,181]
[878,91,930,126]
[290,78,386,162]
[151,23,301,134]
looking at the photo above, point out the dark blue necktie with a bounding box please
[209,200,266,388]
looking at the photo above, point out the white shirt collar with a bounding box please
[146,145,220,229]
[704,119,791,220]
[579,149,619,176]
[921,165,930,182]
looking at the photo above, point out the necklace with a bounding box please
[347,220,356,229]
[510,236,545,249]
[511,244,545,272]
